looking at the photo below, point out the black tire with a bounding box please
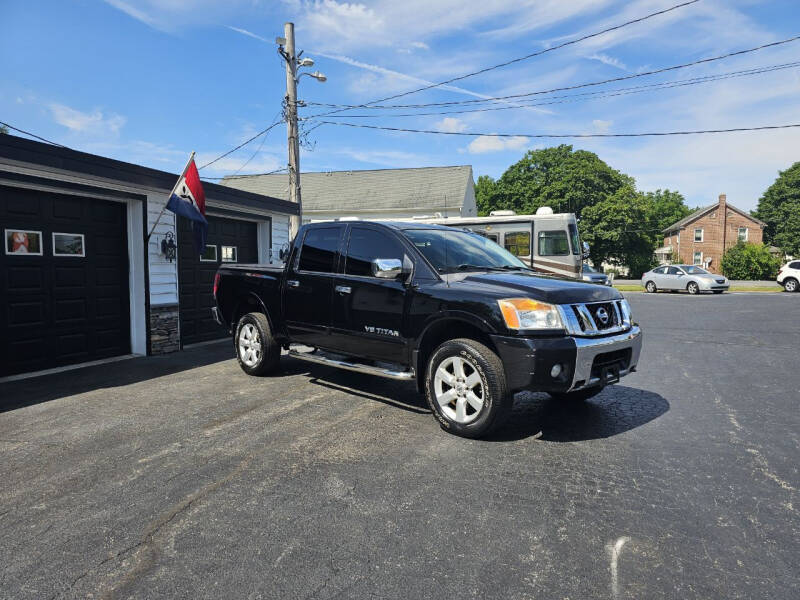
[645,281,657,293]
[234,312,280,376]
[424,338,510,438]
[687,281,700,295]
[548,387,605,402]
[784,278,798,293]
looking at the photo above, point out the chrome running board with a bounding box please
[287,349,415,381]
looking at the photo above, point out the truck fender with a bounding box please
[232,293,275,335]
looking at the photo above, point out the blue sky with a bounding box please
[1,0,798,211]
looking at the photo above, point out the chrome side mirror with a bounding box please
[581,241,590,260]
[372,258,403,279]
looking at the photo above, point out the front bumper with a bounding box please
[490,325,642,393]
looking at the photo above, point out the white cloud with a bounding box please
[49,103,126,136]
[226,26,268,43]
[102,0,160,29]
[435,117,467,133]
[592,119,612,133]
[587,53,627,71]
[467,134,529,154]
[410,41,429,50]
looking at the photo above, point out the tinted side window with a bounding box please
[538,230,569,256]
[345,227,404,276]
[667,267,681,275]
[790,261,800,269]
[653,267,666,274]
[504,231,530,257]
[298,227,340,273]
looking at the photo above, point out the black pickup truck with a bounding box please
[212,221,642,438]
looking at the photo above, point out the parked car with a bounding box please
[642,265,729,295]
[212,221,643,438]
[777,260,800,292]
[581,264,612,286]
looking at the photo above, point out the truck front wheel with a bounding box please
[234,312,280,376]
[425,338,511,438]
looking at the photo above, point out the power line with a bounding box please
[201,167,288,180]
[0,120,69,148]
[230,112,283,176]
[306,0,702,119]
[198,120,283,170]
[311,120,800,138]
[308,61,800,118]
[306,35,800,112]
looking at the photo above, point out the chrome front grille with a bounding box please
[558,300,632,337]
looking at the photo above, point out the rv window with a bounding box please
[568,224,580,255]
[503,231,530,257]
[538,230,569,256]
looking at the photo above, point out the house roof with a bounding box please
[662,201,766,233]
[220,165,473,212]
[0,134,298,215]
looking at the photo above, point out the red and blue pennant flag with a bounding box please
[166,153,208,256]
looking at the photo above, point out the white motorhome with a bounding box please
[411,208,586,279]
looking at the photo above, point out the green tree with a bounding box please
[474,174,498,216]
[642,189,690,240]
[721,242,781,280]
[752,162,800,256]
[485,145,632,218]
[579,186,655,277]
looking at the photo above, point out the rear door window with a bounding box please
[790,261,800,269]
[538,230,569,256]
[298,227,341,273]
[345,227,404,277]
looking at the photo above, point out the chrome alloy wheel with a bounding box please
[434,355,485,424]
[238,323,262,367]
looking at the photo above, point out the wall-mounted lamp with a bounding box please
[161,231,177,262]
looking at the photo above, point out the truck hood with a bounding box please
[448,271,622,304]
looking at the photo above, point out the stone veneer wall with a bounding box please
[149,304,180,355]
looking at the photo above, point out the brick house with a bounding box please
[658,194,766,274]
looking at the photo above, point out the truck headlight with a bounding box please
[498,298,563,330]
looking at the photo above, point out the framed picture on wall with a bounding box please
[53,232,86,257]
[5,229,43,255]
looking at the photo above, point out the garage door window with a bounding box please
[53,233,85,257]
[221,246,237,262]
[5,229,43,255]
[199,245,217,262]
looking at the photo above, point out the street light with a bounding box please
[298,57,315,67]
[297,69,326,83]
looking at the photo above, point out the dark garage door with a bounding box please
[0,185,130,377]
[178,215,258,345]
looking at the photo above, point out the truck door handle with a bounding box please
[335,285,352,294]
[287,280,300,288]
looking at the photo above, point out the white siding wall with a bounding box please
[146,193,179,306]
[271,213,290,263]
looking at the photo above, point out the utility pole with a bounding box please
[282,22,302,241]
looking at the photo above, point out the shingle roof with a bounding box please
[662,201,766,233]
[220,165,473,212]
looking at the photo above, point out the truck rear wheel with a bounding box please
[235,312,280,376]
[424,338,510,438]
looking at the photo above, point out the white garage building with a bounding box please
[0,134,297,378]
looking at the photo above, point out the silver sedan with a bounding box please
[642,265,729,295]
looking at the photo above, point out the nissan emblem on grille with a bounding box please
[595,306,610,325]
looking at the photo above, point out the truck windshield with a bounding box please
[404,229,528,274]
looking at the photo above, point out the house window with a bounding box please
[199,245,217,262]
[694,228,703,242]
[693,251,703,265]
[221,246,237,262]
[738,227,748,242]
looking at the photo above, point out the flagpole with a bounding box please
[146,151,196,242]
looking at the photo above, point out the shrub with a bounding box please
[721,242,781,280]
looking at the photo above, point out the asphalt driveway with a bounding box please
[1,292,797,599]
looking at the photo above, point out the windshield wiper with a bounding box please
[455,263,507,272]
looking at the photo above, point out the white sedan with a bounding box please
[642,265,729,295]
